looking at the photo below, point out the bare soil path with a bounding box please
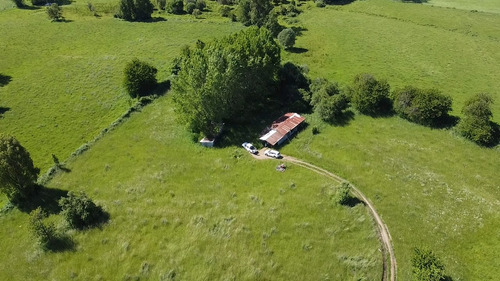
[253,149,397,281]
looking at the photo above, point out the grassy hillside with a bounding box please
[426,0,500,14]
[284,0,500,119]
[0,97,383,281]
[0,1,242,171]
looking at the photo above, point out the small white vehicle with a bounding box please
[242,142,258,154]
[264,149,282,159]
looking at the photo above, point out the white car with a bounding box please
[242,142,258,154]
[264,149,282,159]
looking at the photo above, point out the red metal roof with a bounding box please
[259,113,305,146]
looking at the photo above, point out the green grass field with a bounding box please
[1,0,500,280]
[0,97,382,281]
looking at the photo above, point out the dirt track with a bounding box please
[254,150,397,281]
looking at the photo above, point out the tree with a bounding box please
[277,62,311,112]
[278,28,296,50]
[59,191,106,229]
[393,86,452,127]
[237,0,273,27]
[457,93,495,146]
[46,3,63,21]
[172,27,281,137]
[349,73,392,116]
[411,247,445,281]
[310,78,349,123]
[167,0,183,14]
[123,59,158,98]
[0,135,40,203]
[118,0,154,21]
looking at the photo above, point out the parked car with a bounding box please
[264,149,282,159]
[242,142,258,154]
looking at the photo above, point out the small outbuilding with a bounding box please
[259,113,305,147]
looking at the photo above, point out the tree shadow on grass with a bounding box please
[326,0,356,5]
[0,107,10,118]
[16,185,68,214]
[288,47,308,54]
[343,196,364,207]
[430,114,460,129]
[0,74,12,87]
[152,80,171,96]
[327,110,355,127]
[46,233,76,253]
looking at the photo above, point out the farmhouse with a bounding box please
[260,113,305,147]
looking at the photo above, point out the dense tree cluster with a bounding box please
[123,59,158,98]
[117,0,154,21]
[349,73,392,116]
[0,135,40,204]
[277,62,311,112]
[393,86,452,127]
[172,27,280,137]
[457,93,496,146]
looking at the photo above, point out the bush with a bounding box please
[192,8,201,17]
[185,2,195,13]
[315,0,325,7]
[195,0,205,10]
[59,191,106,229]
[278,28,296,50]
[156,0,166,9]
[333,182,351,205]
[219,5,231,17]
[117,0,154,21]
[46,3,63,21]
[349,73,392,116]
[29,208,58,251]
[167,0,183,14]
[123,59,158,98]
[310,78,349,123]
[457,93,495,146]
[393,86,452,127]
[411,247,445,281]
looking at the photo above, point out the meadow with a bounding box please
[1,0,500,280]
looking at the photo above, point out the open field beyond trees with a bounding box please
[1,0,500,280]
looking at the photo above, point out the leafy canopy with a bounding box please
[457,93,495,146]
[123,59,158,98]
[0,135,40,203]
[172,27,281,137]
[349,73,392,116]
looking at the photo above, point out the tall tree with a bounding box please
[172,27,280,137]
[0,135,40,203]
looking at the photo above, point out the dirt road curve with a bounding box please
[253,150,397,281]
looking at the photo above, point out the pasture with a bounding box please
[1,0,500,280]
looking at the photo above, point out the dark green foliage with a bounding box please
[263,11,283,37]
[29,207,57,251]
[46,3,63,21]
[349,73,392,116]
[278,28,296,50]
[0,135,40,203]
[333,182,351,205]
[278,62,311,112]
[167,0,183,14]
[11,0,25,8]
[31,0,47,5]
[123,59,158,98]
[237,0,273,27]
[172,27,281,137]
[310,78,349,123]
[118,0,154,21]
[186,2,195,13]
[192,8,202,17]
[219,5,232,17]
[156,0,166,9]
[457,93,495,146]
[393,86,452,127]
[195,0,206,10]
[412,247,445,281]
[59,191,106,229]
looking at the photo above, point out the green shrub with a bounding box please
[219,5,231,17]
[393,86,452,127]
[167,0,183,14]
[46,3,63,21]
[411,247,445,281]
[349,73,392,116]
[333,182,351,205]
[123,59,158,98]
[278,28,296,50]
[195,0,205,10]
[186,2,195,13]
[117,0,154,21]
[310,78,349,123]
[192,8,201,17]
[29,207,58,251]
[59,191,107,229]
[456,93,495,146]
